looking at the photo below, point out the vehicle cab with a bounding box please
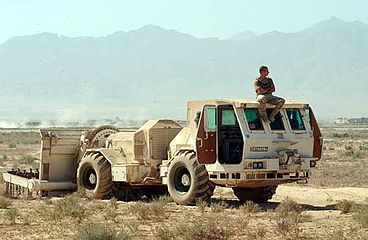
[169,98,323,187]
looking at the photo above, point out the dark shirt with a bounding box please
[254,77,275,95]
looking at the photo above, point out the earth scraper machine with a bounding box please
[2,99,322,205]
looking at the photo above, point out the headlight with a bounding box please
[310,160,316,168]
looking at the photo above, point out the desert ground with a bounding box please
[0,127,367,240]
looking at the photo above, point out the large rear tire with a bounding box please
[232,185,277,203]
[77,153,112,199]
[167,152,214,205]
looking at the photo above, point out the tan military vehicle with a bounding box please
[2,99,322,205]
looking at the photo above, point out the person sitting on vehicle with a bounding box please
[254,66,285,123]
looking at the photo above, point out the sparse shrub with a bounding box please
[178,217,232,240]
[344,150,354,157]
[358,145,367,151]
[104,198,118,222]
[196,199,208,213]
[75,222,132,240]
[18,154,36,165]
[245,226,267,240]
[53,193,86,222]
[0,196,12,208]
[2,208,19,225]
[8,143,16,148]
[122,220,141,235]
[275,198,303,239]
[76,187,87,198]
[154,226,176,240]
[345,145,352,150]
[0,154,7,164]
[210,201,227,213]
[0,187,7,197]
[336,199,353,214]
[156,194,173,204]
[240,201,261,214]
[275,211,302,239]
[276,198,303,215]
[353,203,368,227]
[353,150,364,159]
[154,216,232,240]
[129,201,166,220]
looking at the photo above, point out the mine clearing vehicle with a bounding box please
[1,99,322,205]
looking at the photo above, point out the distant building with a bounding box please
[335,117,368,125]
[335,118,348,124]
[348,117,368,124]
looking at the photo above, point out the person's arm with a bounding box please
[254,80,261,94]
[254,80,269,94]
[269,79,276,93]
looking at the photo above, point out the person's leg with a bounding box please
[256,95,270,123]
[268,96,285,122]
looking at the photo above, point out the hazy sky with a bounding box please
[1,0,367,43]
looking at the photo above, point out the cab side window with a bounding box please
[221,109,237,126]
[205,107,217,131]
[266,110,285,131]
[244,108,264,130]
[287,109,305,130]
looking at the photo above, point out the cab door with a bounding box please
[308,107,323,159]
[196,105,217,164]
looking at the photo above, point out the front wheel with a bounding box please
[77,153,112,199]
[167,152,214,205]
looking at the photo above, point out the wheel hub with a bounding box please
[181,174,191,187]
[89,173,97,185]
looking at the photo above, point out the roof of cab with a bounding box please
[187,98,309,109]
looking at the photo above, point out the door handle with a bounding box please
[197,138,203,148]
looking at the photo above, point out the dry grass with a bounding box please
[128,200,167,220]
[52,193,86,222]
[336,199,353,214]
[353,201,368,227]
[244,226,267,240]
[2,208,19,225]
[0,129,368,239]
[0,196,12,208]
[210,201,228,213]
[240,201,261,215]
[154,215,233,240]
[104,198,119,222]
[75,222,133,240]
[196,199,208,213]
[275,198,304,239]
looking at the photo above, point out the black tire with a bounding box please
[233,185,277,203]
[167,151,214,205]
[77,153,112,199]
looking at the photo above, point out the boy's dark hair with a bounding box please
[259,65,268,73]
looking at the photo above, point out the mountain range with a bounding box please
[0,17,367,123]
